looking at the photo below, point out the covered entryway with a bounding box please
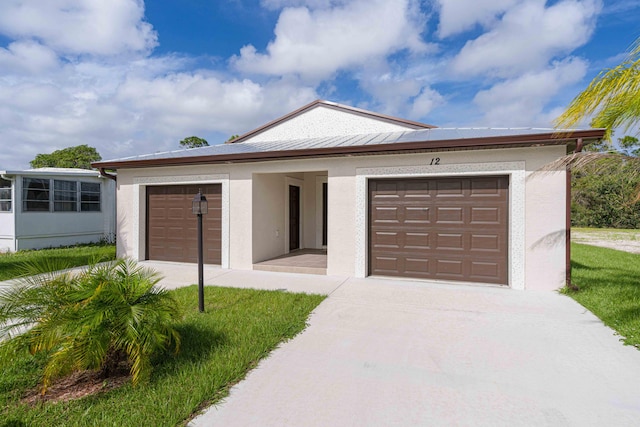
[369,176,508,285]
[146,184,222,264]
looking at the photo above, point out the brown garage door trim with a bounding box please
[368,175,509,285]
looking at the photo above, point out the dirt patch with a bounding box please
[572,230,640,254]
[21,370,130,405]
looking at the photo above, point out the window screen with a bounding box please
[0,178,11,212]
[80,182,101,212]
[23,178,50,211]
[54,180,78,212]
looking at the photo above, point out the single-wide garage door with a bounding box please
[369,176,508,285]
[147,184,221,264]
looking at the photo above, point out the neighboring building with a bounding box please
[94,100,605,291]
[0,168,116,252]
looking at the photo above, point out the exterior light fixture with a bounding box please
[192,189,208,312]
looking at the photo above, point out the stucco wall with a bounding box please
[115,145,568,290]
[244,105,418,142]
[252,173,286,263]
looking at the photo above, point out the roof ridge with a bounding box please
[227,99,436,144]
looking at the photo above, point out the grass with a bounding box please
[0,244,116,281]
[0,285,326,427]
[572,227,640,241]
[567,243,640,349]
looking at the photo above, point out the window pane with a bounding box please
[55,180,77,192]
[53,180,77,211]
[81,182,100,193]
[81,202,101,212]
[0,178,10,189]
[23,178,50,211]
[80,181,101,212]
[0,188,10,199]
[0,201,11,211]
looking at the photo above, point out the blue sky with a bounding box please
[1,0,639,170]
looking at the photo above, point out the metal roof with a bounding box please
[0,167,102,177]
[99,127,596,165]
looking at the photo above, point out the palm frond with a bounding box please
[555,38,640,138]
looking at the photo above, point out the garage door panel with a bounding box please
[404,206,430,223]
[404,257,430,275]
[146,184,222,264]
[404,232,430,250]
[436,259,464,276]
[371,231,400,248]
[435,179,464,196]
[470,261,501,279]
[369,176,508,285]
[372,206,400,222]
[436,233,464,250]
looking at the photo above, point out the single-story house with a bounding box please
[0,168,116,252]
[93,100,604,291]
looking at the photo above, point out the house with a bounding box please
[0,168,116,252]
[93,100,605,290]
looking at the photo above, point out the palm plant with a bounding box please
[555,38,640,139]
[0,258,182,393]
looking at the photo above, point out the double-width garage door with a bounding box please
[369,176,508,285]
[146,184,221,264]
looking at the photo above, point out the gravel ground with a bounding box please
[572,229,640,254]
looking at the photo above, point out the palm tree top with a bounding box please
[555,38,640,140]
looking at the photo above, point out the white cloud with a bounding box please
[0,0,157,56]
[115,73,317,136]
[260,0,349,10]
[232,0,429,81]
[410,87,445,119]
[0,49,318,169]
[436,0,519,38]
[472,57,587,126]
[0,40,59,74]
[451,0,601,78]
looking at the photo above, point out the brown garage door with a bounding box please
[146,184,221,264]
[369,176,508,285]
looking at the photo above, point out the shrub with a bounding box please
[571,157,640,228]
[0,258,182,393]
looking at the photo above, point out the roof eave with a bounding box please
[92,129,605,170]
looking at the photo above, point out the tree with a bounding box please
[180,136,209,148]
[226,134,239,142]
[571,157,640,228]
[0,258,182,393]
[30,144,102,170]
[584,135,640,155]
[554,38,640,139]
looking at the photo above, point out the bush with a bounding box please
[0,258,182,393]
[571,158,640,228]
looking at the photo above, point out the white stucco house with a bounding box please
[93,100,604,291]
[0,168,116,252]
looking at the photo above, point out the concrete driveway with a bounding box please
[140,264,640,426]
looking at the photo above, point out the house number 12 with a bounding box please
[430,157,441,165]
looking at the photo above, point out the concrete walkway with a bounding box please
[147,266,640,427]
[3,263,639,425]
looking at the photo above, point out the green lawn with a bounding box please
[0,285,325,427]
[0,245,116,281]
[568,243,640,349]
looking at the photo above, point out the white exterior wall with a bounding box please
[0,172,115,252]
[115,145,568,291]
[0,212,15,252]
[0,175,16,252]
[14,175,116,250]
[244,105,418,142]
